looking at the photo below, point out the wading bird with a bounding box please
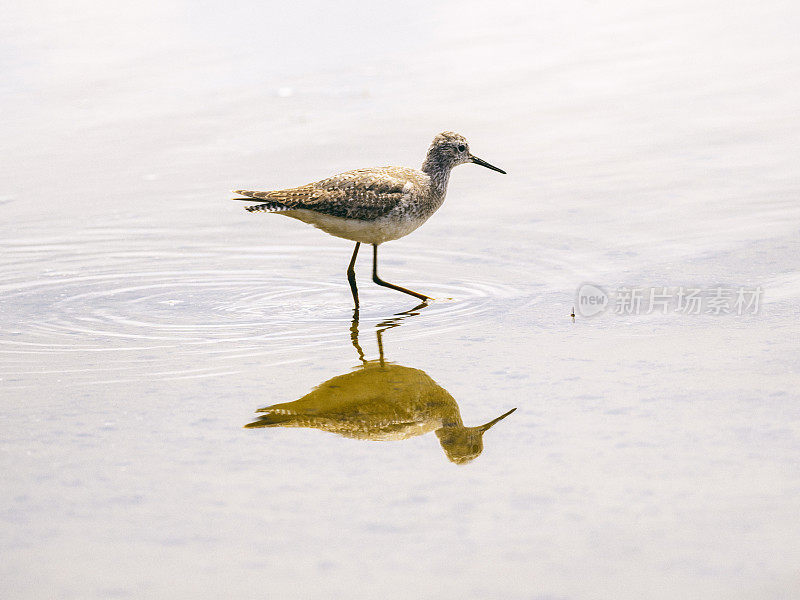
[233,132,505,308]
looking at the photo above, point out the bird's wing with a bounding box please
[235,167,422,221]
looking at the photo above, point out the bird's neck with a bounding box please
[422,155,452,197]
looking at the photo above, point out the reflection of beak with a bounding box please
[469,154,507,174]
[479,407,517,432]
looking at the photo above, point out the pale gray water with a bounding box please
[2,1,800,598]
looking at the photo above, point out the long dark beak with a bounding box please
[470,154,507,174]
[479,407,517,432]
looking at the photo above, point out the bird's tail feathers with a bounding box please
[243,201,291,213]
[231,190,291,213]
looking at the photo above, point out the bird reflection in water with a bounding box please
[245,304,516,464]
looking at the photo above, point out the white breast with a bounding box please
[280,209,430,245]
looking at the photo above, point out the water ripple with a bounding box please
[0,230,539,383]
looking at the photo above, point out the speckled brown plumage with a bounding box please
[232,132,505,245]
[236,166,428,221]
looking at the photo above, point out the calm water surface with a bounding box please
[2,1,799,598]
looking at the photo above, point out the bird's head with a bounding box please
[423,131,506,175]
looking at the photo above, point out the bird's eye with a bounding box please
[457,144,466,152]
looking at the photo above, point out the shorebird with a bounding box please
[245,312,516,464]
[232,132,505,307]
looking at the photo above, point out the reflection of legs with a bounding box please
[371,244,430,301]
[350,310,366,363]
[376,301,429,332]
[395,301,429,316]
[347,242,360,309]
[376,326,386,367]
[375,300,430,367]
